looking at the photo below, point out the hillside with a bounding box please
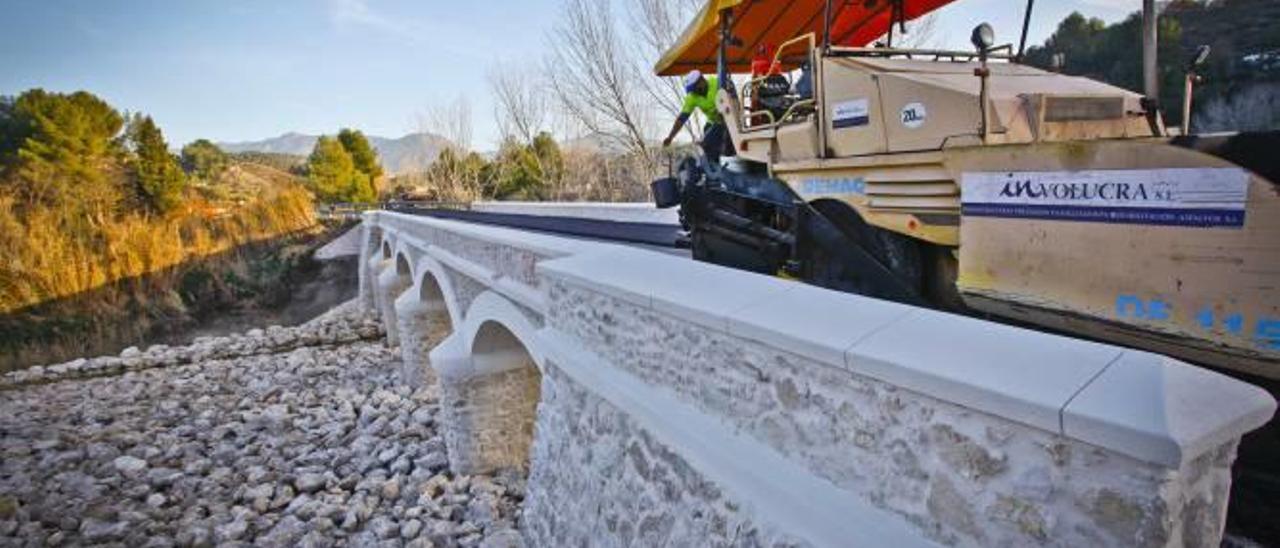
[191,160,307,205]
[219,132,453,175]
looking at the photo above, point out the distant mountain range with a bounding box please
[218,132,453,174]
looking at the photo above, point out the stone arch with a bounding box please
[471,320,539,380]
[433,291,545,475]
[419,274,449,321]
[392,258,458,388]
[460,291,545,370]
[381,238,393,260]
[394,251,413,279]
[415,255,463,330]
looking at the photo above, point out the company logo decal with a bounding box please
[832,98,870,129]
[961,168,1249,228]
[800,177,866,195]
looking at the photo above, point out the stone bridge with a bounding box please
[359,210,1275,547]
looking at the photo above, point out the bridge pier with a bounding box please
[376,255,413,347]
[394,295,439,388]
[364,254,389,312]
[357,224,383,311]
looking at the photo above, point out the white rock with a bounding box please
[215,518,249,542]
[368,516,400,540]
[146,493,168,508]
[296,473,326,494]
[113,455,148,474]
[401,518,423,539]
[480,529,524,548]
[79,518,127,542]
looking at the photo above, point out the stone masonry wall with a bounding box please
[544,277,1238,547]
[439,366,542,477]
[445,267,489,319]
[377,217,547,288]
[523,361,806,548]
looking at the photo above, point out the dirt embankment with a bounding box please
[0,223,361,373]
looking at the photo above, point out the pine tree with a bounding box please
[0,96,21,164]
[7,89,126,225]
[530,131,565,183]
[492,138,542,199]
[337,128,383,185]
[180,139,228,182]
[128,115,187,214]
[307,136,373,203]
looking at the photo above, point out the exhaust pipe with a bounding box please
[1142,0,1158,101]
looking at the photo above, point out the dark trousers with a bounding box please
[702,122,736,165]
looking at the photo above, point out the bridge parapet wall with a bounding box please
[361,210,1275,547]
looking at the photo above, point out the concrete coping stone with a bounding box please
[371,210,596,258]
[537,245,1277,467]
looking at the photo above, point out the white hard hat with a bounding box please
[683,70,703,92]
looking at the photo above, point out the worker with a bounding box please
[662,70,735,165]
[750,43,782,80]
[748,43,784,119]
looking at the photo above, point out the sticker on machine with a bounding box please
[900,102,927,128]
[832,98,869,129]
[960,168,1249,228]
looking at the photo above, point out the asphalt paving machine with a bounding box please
[651,0,1280,378]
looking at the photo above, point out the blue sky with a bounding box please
[0,0,1136,150]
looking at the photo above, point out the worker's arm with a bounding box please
[662,113,690,148]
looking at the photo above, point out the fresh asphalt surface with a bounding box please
[390,204,691,257]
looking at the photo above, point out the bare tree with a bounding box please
[544,0,655,159]
[488,63,548,143]
[880,13,940,49]
[415,96,483,202]
[419,96,473,152]
[626,0,702,139]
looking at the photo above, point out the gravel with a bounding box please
[0,301,526,547]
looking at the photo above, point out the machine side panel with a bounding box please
[821,59,888,157]
[950,140,1280,377]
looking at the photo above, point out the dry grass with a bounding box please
[0,184,318,315]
